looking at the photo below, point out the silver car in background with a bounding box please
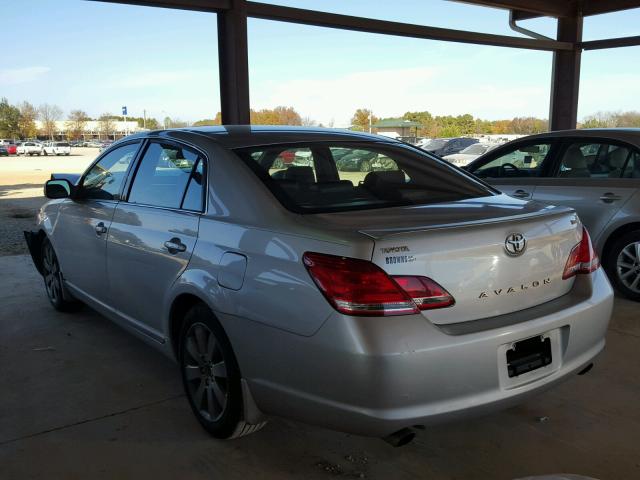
[443,142,501,167]
[467,128,640,301]
[25,127,613,444]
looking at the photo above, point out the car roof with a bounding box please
[125,125,399,149]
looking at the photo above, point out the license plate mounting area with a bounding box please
[506,335,552,378]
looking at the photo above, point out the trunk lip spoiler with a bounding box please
[359,206,576,240]
[23,230,44,275]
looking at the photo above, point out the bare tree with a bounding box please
[98,113,116,140]
[38,103,63,140]
[301,116,318,127]
[66,110,90,140]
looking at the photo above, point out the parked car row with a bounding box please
[0,138,114,156]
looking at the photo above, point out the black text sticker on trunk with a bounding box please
[385,255,416,265]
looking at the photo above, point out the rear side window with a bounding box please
[622,151,640,178]
[181,159,205,211]
[235,142,492,213]
[556,141,635,178]
[128,142,204,210]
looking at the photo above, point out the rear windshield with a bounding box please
[56,142,70,147]
[234,142,493,213]
[460,143,489,155]
[423,139,447,150]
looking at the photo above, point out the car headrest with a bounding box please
[363,170,405,189]
[563,146,587,169]
[608,148,628,169]
[283,166,315,183]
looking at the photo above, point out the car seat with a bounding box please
[607,148,630,178]
[363,170,405,200]
[559,146,590,178]
[283,166,315,183]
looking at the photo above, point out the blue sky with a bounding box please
[1,0,639,126]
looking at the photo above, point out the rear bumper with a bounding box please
[230,268,613,437]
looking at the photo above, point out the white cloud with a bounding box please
[252,65,549,127]
[0,66,50,86]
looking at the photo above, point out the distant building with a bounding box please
[34,120,146,141]
[373,119,421,141]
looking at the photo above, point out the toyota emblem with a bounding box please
[504,233,527,256]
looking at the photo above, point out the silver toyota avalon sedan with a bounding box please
[25,126,613,444]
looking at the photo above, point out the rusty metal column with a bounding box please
[549,15,583,131]
[217,0,250,124]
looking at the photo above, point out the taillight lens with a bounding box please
[303,252,454,316]
[393,276,455,309]
[562,227,600,280]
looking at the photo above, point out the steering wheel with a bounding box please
[500,162,520,175]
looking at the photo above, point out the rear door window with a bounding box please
[555,141,637,178]
[127,142,204,210]
[235,142,492,213]
[622,151,640,178]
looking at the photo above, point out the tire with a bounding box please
[179,304,266,439]
[604,229,640,301]
[360,159,372,172]
[41,238,79,312]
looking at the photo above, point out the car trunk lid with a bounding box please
[307,195,581,324]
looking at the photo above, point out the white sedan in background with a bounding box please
[43,142,71,156]
[17,141,43,156]
[443,142,501,167]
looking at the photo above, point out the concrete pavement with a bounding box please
[1,254,639,479]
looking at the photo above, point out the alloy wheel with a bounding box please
[42,242,62,303]
[616,241,640,294]
[183,322,229,422]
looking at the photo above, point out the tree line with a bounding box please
[2,97,639,140]
[350,108,640,137]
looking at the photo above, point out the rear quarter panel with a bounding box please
[174,219,374,337]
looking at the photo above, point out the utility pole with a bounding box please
[143,109,147,129]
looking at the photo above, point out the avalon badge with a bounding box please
[505,233,527,256]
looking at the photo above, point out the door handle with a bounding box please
[600,192,622,203]
[95,222,108,236]
[512,189,530,199]
[164,237,187,254]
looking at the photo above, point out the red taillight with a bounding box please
[303,252,454,316]
[393,276,455,310]
[562,227,600,280]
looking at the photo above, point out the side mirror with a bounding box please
[44,179,73,199]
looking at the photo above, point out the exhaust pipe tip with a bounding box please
[382,427,416,448]
[577,363,594,376]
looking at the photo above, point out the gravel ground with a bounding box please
[0,149,98,256]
